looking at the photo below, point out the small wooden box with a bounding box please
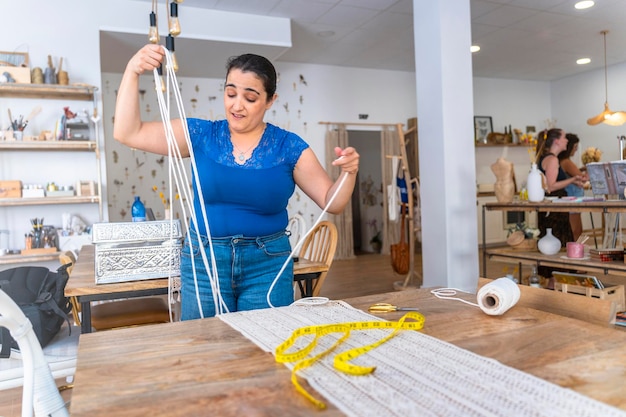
[555,283,625,313]
[0,66,31,84]
[0,180,22,198]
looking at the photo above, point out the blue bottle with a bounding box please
[131,196,146,222]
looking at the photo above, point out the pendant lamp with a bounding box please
[587,30,626,126]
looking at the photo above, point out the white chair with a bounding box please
[0,289,73,417]
[287,214,307,251]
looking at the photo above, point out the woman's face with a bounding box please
[555,130,568,152]
[224,68,276,135]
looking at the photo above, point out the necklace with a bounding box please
[233,141,257,161]
[231,128,265,162]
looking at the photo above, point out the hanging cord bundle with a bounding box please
[153,48,228,317]
[153,48,351,316]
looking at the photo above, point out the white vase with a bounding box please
[527,163,545,202]
[538,228,561,255]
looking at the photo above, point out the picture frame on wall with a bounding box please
[474,116,493,144]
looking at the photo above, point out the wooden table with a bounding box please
[292,258,329,297]
[69,286,626,416]
[66,245,329,333]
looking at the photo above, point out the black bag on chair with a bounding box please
[0,265,72,358]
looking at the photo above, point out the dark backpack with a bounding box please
[0,265,72,358]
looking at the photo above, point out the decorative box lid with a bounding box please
[91,220,183,244]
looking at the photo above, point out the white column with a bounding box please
[414,0,478,292]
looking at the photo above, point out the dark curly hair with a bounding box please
[226,54,277,101]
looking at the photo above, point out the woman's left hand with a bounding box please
[332,146,359,174]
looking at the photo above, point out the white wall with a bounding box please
[473,77,552,191]
[552,61,626,163]
[473,61,626,193]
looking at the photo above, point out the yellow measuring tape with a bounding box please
[275,311,425,409]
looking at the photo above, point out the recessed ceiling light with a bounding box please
[574,1,594,10]
[577,58,591,65]
[470,45,480,53]
[317,30,335,38]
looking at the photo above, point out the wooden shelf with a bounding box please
[475,143,526,148]
[481,200,626,277]
[0,140,96,151]
[0,83,96,100]
[0,196,100,207]
[0,251,61,266]
[484,200,626,214]
[486,247,626,277]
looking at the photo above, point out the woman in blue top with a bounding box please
[114,44,359,319]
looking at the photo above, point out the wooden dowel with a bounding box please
[318,121,401,127]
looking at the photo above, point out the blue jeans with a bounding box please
[180,230,294,320]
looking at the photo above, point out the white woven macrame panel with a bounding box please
[219,301,624,417]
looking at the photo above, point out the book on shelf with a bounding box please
[586,160,626,197]
[616,311,626,327]
[589,247,624,262]
[552,271,604,289]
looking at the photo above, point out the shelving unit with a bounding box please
[0,140,96,151]
[0,83,102,267]
[475,142,526,148]
[482,200,626,278]
[0,84,95,101]
[0,251,61,266]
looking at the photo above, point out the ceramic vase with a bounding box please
[527,163,545,202]
[538,228,561,255]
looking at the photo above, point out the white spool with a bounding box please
[477,277,520,316]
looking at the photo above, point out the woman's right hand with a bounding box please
[127,44,166,76]
[571,174,585,188]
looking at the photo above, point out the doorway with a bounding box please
[348,130,383,254]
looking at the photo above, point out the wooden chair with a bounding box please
[59,251,171,331]
[477,278,619,326]
[296,220,338,297]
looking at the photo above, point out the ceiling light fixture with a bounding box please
[470,45,480,53]
[575,1,595,10]
[576,58,590,65]
[587,30,626,126]
[317,30,335,38]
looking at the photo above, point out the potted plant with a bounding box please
[506,222,539,251]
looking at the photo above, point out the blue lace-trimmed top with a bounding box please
[187,119,309,237]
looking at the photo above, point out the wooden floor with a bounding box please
[318,249,503,300]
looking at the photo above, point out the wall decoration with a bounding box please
[474,116,493,143]
[102,69,313,222]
